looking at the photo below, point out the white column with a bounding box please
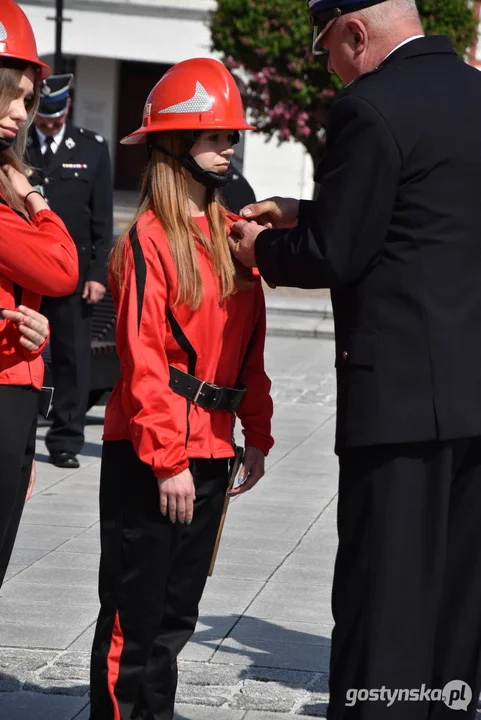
[72,57,119,165]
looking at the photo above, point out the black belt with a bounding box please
[169,365,246,412]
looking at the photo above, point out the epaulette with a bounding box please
[78,127,105,144]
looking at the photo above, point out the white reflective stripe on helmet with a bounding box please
[158,81,213,115]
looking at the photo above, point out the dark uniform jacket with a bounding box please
[255,36,481,452]
[27,120,113,291]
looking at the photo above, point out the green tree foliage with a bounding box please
[210,0,478,164]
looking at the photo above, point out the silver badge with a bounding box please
[65,137,76,150]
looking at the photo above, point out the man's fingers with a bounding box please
[240,200,274,220]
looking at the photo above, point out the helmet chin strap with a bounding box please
[148,134,234,189]
[0,136,16,151]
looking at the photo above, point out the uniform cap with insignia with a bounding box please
[38,73,73,118]
[308,0,389,54]
[0,0,50,79]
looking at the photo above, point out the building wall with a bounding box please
[73,57,119,149]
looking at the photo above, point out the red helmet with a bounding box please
[121,58,254,145]
[0,0,50,80]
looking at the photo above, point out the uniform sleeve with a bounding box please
[87,142,113,285]
[114,237,190,480]
[236,281,274,455]
[255,94,401,288]
[0,205,78,296]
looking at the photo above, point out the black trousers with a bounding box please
[328,437,481,720]
[42,293,92,456]
[90,440,230,720]
[0,385,38,587]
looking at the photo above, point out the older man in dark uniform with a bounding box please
[230,1,481,717]
[27,75,113,469]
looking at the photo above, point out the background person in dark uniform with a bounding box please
[230,0,481,717]
[27,74,113,469]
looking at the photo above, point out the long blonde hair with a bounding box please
[112,130,247,310]
[0,60,40,212]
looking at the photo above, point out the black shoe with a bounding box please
[49,452,80,469]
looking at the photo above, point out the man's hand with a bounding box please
[240,196,300,229]
[82,281,106,304]
[157,467,196,524]
[25,460,36,503]
[228,446,265,497]
[2,305,49,352]
[228,221,266,268]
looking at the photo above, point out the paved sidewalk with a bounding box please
[0,335,338,719]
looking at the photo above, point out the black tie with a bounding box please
[43,136,55,172]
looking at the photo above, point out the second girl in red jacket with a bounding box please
[90,59,273,719]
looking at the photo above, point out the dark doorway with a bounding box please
[114,60,171,190]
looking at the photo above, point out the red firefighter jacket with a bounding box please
[0,201,79,390]
[103,209,274,479]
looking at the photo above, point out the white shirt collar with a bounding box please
[35,123,67,154]
[382,35,425,64]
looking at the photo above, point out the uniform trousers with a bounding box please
[42,293,92,456]
[0,385,38,587]
[328,437,481,720]
[90,440,230,720]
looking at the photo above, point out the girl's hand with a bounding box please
[0,164,35,201]
[2,305,49,352]
[228,446,265,496]
[157,467,196,524]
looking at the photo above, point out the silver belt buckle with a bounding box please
[193,380,206,404]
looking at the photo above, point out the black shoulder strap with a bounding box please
[236,325,258,387]
[167,309,197,377]
[128,224,146,332]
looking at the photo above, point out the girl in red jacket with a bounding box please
[90,58,273,720]
[0,1,79,587]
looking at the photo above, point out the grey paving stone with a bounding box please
[242,666,318,687]
[0,691,87,719]
[179,636,222,662]
[247,599,332,625]
[68,624,96,652]
[0,600,98,628]
[213,638,330,672]
[229,679,301,712]
[229,617,331,647]
[296,698,329,716]
[14,566,99,588]
[0,621,93,650]
[0,580,98,606]
[11,525,84,552]
[0,648,57,673]
[33,551,100,572]
[176,683,232,706]
[270,566,334,587]
[244,714,298,720]
[178,661,245,687]
[175,706,246,719]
